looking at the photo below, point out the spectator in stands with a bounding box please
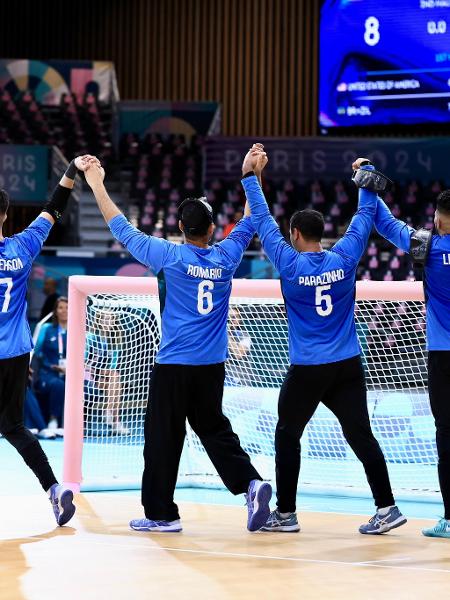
[34,297,68,432]
[223,209,244,238]
[39,277,59,321]
[226,307,253,387]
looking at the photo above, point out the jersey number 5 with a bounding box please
[315,284,333,317]
[0,277,13,313]
[197,280,214,315]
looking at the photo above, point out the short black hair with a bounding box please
[437,190,450,215]
[0,189,10,215]
[179,197,213,238]
[290,209,324,242]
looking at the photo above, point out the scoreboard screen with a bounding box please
[319,0,450,129]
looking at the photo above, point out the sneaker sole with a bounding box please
[58,490,76,526]
[261,524,300,532]
[248,482,272,532]
[360,516,407,535]
[129,524,182,533]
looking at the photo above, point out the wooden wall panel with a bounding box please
[0,0,320,136]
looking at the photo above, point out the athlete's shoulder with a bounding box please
[427,234,450,264]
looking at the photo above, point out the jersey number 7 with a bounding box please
[0,278,13,313]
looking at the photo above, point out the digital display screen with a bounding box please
[319,0,450,129]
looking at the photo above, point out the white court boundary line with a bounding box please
[36,537,450,575]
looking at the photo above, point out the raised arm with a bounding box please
[374,197,414,253]
[16,155,92,259]
[331,165,378,261]
[84,164,173,273]
[216,217,255,265]
[241,174,298,278]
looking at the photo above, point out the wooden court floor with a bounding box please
[0,492,449,600]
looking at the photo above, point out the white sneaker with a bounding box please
[38,428,57,440]
[28,428,39,435]
[55,428,64,437]
[48,418,58,430]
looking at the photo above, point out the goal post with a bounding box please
[63,276,438,501]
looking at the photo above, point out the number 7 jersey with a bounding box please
[108,214,255,365]
[0,216,52,359]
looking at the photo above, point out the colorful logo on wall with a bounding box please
[0,59,118,105]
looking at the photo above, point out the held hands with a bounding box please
[242,143,268,176]
[352,157,371,171]
[74,155,101,172]
[84,161,106,189]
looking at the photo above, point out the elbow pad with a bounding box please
[410,228,432,266]
[43,184,71,220]
[352,169,393,193]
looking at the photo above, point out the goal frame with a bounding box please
[62,276,424,492]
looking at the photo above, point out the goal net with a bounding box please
[63,277,439,500]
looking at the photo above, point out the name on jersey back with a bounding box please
[0,257,24,271]
[298,269,345,287]
[187,265,223,279]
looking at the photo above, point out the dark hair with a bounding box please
[179,197,213,238]
[52,296,68,325]
[290,209,324,242]
[437,190,450,216]
[0,189,10,215]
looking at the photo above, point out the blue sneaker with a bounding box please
[129,518,182,532]
[245,479,272,532]
[359,506,407,535]
[49,484,76,527]
[261,509,300,532]
[422,518,450,538]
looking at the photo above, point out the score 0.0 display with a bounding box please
[319,0,450,129]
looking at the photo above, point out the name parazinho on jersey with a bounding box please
[0,257,24,271]
[298,269,345,287]
[187,264,223,279]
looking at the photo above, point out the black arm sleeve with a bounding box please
[43,184,72,220]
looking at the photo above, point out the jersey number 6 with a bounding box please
[198,280,214,315]
[315,284,333,317]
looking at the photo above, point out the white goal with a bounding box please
[63,277,438,501]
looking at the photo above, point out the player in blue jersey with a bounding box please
[83,158,272,533]
[0,155,94,526]
[241,147,406,535]
[373,186,450,538]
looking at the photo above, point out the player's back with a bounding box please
[425,234,450,350]
[108,213,255,366]
[0,235,35,358]
[281,249,360,365]
[0,216,52,359]
[157,242,238,365]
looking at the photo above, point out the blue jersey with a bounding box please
[109,215,254,364]
[242,173,377,365]
[374,198,450,351]
[0,216,52,359]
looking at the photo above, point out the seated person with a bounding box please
[24,386,57,439]
[34,297,68,432]
[84,310,129,435]
[226,306,254,387]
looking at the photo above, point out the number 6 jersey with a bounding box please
[0,216,52,359]
[242,172,377,366]
[108,214,255,365]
